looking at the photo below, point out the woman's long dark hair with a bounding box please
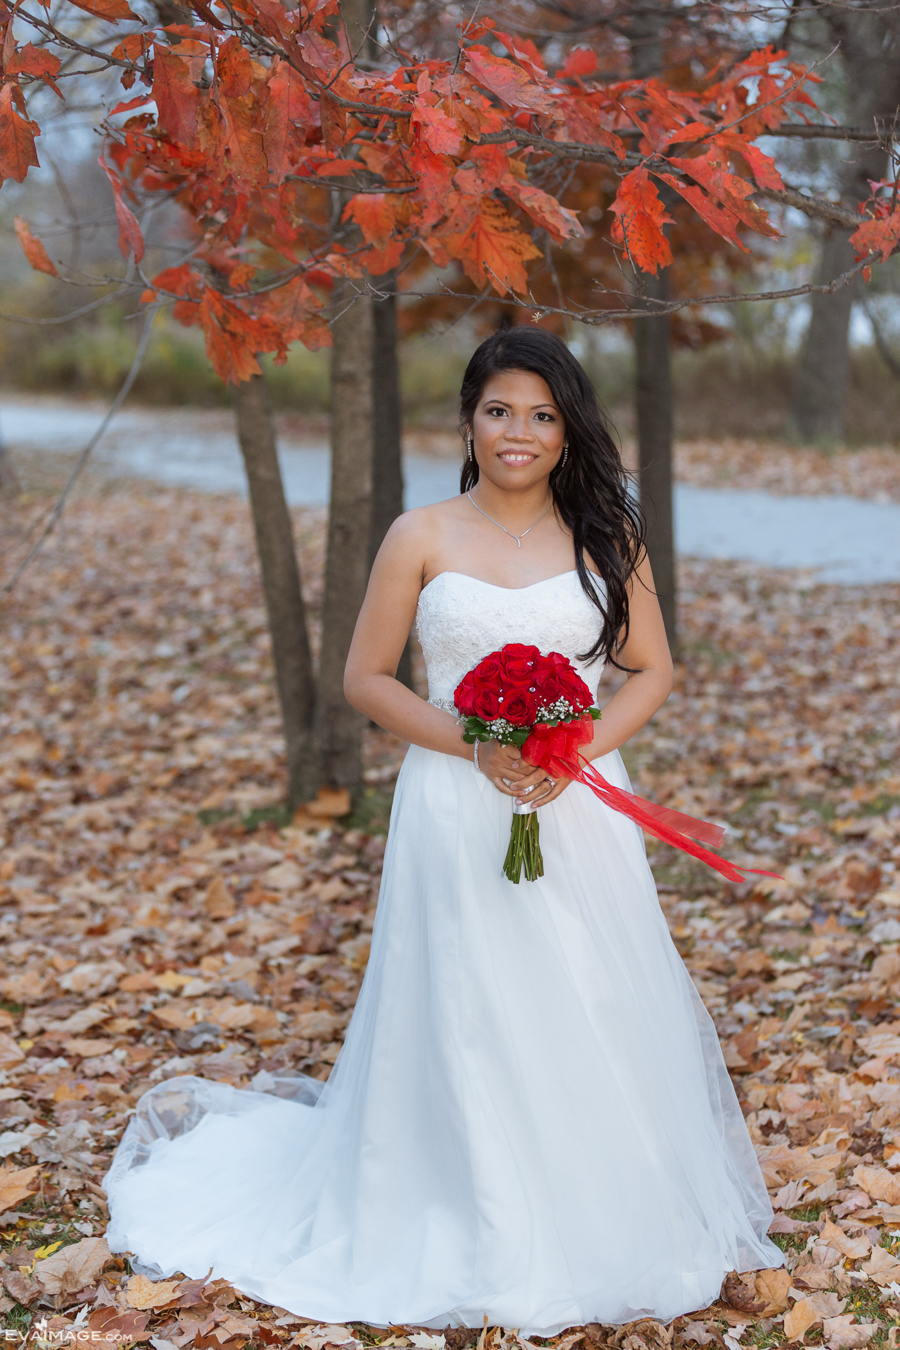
[459,327,645,669]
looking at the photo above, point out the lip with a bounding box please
[497,451,537,465]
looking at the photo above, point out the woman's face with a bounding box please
[469,368,566,491]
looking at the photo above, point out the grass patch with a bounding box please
[344,788,393,836]
[242,803,292,832]
[197,807,237,827]
[786,1202,826,1222]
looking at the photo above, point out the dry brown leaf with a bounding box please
[722,1271,765,1314]
[852,1165,900,1207]
[125,1273,182,1308]
[204,876,237,918]
[754,1267,792,1315]
[820,1218,871,1260]
[859,1245,900,1285]
[0,1034,25,1070]
[0,1162,40,1212]
[33,1236,113,1295]
[823,1316,878,1349]
[2,1269,42,1305]
[784,1298,822,1341]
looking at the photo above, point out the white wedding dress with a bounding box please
[105,570,781,1333]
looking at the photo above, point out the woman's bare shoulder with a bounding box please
[380,496,467,550]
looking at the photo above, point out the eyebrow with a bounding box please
[485,399,558,410]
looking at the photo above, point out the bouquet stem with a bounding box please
[503,810,544,884]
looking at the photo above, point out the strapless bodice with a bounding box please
[415,570,606,707]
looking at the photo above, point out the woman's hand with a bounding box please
[476,740,573,809]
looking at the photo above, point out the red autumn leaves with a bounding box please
[454,644,593,727]
[6,2,900,382]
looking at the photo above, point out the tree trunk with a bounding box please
[234,373,317,808]
[792,229,856,440]
[316,291,376,793]
[791,7,900,441]
[634,270,677,653]
[629,8,677,655]
[370,287,413,690]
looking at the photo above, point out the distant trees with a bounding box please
[5,0,899,806]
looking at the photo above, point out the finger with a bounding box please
[512,768,547,792]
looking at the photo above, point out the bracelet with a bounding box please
[473,741,483,775]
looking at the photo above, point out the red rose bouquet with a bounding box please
[455,643,601,882]
[454,643,780,886]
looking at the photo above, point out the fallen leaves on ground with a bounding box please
[0,478,899,1350]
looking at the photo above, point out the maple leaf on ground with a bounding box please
[442,197,541,294]
[609,166,674,273]
[14,216,57,275]
[0,1162,40,1212]
[33,1237,112,1296]
[464,46,555,114]
[0,83,40,184]
[99,160,145,262]
[125,1273,182,1308]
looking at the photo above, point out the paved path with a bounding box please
[4,399,900,586]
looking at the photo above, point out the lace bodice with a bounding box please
[415,570,606,708]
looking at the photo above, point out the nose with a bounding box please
[503,416,534,441]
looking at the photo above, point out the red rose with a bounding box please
[502,643,541,663]
[454,669,479,716]
[501,689,537,726]
[472,683,502,720]
[558,666,592,708]
[500,671,535,696]
[473,651,503,683]
[533,667,565,705]
[500,645,539,683]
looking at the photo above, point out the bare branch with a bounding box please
[390,254,874,328]
[1,306,157,597]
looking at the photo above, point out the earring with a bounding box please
[560,443,569,469]
[466,431,474,461]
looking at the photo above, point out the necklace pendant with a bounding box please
[515,538,521,548]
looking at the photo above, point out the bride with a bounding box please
[105,327,781,1333]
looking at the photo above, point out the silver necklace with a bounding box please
[466,490,550,548]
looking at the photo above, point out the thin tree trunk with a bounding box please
[792,229,856,440]
[635,270,677,653]
[370,287,412,690]
[234,373,317,808]
[629,8,677,655]
[316,291,376,793]
[791,6,900,441]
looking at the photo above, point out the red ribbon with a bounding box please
[522,716,781,885]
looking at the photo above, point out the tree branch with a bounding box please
[390,254,874,328]
[1,307,157,596]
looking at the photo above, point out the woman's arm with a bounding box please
[344,513,552,799]
[584,549,674,760]
[343,512,474,761]
[508,551,673,808]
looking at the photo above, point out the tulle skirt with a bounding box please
[105,745,780,1333]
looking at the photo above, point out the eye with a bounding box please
[534,411,557,422]
[485,405,508,417]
